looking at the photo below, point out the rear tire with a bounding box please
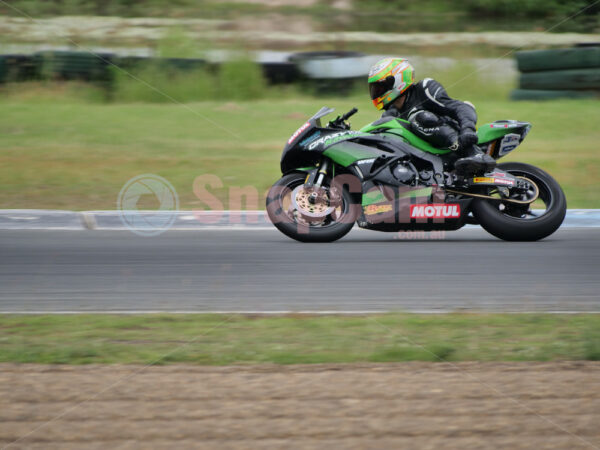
[266,172,358,242]
[471,162,566,241]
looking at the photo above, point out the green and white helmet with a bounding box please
[368,57,415,110]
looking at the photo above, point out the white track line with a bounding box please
[1,310,598,315]
[1,209,599,230]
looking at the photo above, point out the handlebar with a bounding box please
[341,107,358,121]
[328,107,358,129]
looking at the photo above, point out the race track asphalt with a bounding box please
[0,227,598,312]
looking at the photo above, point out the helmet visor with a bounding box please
[369,76,395,100]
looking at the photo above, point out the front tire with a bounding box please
[471,162,566,241]
[266,172,358,242]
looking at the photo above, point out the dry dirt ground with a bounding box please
[1,362,599,449]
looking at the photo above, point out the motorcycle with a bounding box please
[266,106,566,242]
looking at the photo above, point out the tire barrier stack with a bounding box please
[38,51,115,82]
[512,44,600,100]
[116,55,207,73]
[0,50,301,87]
[0,54,38,83]
[0,50,373,92]
[290,51,371,95]
[0,51,116,84]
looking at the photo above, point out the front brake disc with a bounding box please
[291,185,335,222]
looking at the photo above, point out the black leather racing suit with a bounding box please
[382,78,477,152]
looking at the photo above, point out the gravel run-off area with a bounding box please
[1,362,599,449]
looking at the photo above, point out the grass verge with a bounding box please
[0,313,599,365]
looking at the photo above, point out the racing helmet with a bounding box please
[368,58,415,110]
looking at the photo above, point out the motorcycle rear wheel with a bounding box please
[266,172,358,242]
[471,162,566,241]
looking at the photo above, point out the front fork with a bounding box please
[303,158,342,208]
[304,158,329,188]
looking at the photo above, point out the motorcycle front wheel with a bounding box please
[471,162,567,241]
[266,172,358,242]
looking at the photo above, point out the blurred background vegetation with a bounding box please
[1,0,599,32]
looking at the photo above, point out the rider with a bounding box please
[367,57,496,175]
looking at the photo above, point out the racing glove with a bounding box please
[458,130,478,150]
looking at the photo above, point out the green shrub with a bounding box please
[218,56,267,101]
[157,27,203,59]
[583,330,600,360]
[111,63,215,103]
[422,62,513,103]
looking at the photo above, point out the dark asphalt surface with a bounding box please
[0,228,598,312]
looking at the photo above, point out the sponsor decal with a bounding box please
[299,131,321,147]
[357,158,376,165]
[410,204,461,219]
[498,133,521,156]
[473,176,515,186]
[494,178,515,186]
[490,121,518,129]
[364,203,393,215]
[502,134,520,143]
[307,131,365,151]
[287,122,310,145]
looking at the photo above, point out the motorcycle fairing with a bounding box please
[477,120,531,159]
[323,141,388,168]
[360,117,453,155]
[477,120,531,144]
[362,117,532,160]
[346,134,447,184]
[358,194,474,232]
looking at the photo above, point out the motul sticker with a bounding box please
[410,204,461,219]
[494,178,515,186]
[288,122,310,144]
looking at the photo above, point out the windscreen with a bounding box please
[309,107,335,127]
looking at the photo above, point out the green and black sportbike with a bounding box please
[266,107,566,242]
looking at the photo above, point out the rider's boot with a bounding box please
[454,145,496,176]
